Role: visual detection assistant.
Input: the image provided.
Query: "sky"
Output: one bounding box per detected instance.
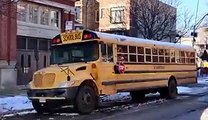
[179,0,208,23]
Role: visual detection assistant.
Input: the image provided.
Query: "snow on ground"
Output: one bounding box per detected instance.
[100,92,130,103]
[178,77,208,95]
[0,96,33,115]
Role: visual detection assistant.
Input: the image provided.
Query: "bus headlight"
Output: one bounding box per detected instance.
[58,81,75,88]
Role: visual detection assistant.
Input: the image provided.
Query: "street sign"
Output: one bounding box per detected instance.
[65,21,73,30]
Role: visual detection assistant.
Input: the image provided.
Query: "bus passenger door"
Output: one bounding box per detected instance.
[98,43,117,95]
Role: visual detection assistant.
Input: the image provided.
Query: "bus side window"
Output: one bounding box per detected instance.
[101,43,113,62]
[107,44,113,62]
[101,44,107,62]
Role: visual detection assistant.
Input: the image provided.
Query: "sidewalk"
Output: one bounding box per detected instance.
[0,87,27,98]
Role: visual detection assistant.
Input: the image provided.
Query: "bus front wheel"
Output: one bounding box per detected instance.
[74,86,97,114]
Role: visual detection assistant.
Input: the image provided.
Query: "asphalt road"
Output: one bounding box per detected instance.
[2,92,208,120]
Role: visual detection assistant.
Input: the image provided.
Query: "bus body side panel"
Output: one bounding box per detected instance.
[97,62,117,95]
[114,64,196,92]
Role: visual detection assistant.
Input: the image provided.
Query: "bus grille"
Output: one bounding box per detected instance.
[33,73,55,88]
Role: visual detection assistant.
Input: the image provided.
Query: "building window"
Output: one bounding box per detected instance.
[17,2,27,21]
[110,7,125,23]
[95,10,99,22]
[39,40,49,51]
[29,5,38,24]
[75,6,81,21]
[40,7,50,25]
[50,10,59,27]
[17,37,26,49]
[100,8,105,19]
[18,1,60,27]
[28,38,37,50]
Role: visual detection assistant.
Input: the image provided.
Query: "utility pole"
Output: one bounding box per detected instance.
[192,0,200,47]
[85,0,89,29]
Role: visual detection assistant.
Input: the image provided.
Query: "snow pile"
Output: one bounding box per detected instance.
[0,96,33,114]
[100,92,130,103]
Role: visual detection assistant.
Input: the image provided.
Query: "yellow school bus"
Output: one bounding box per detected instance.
[27,30,197,114]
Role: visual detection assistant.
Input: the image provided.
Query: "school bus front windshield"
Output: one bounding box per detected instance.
[51,41,99,64]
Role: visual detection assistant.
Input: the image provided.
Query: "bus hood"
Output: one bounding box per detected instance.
[31,63,90,89]
[36,63,89,73]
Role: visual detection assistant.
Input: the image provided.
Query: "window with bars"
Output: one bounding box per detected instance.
[29,5,38,24]
[17,1,60,28]
[17,2,27,21]
[50,10,59,27]
[75,6,81,21]
[100,8,105,19]
[40,7,50,25]
[110,7,125,23]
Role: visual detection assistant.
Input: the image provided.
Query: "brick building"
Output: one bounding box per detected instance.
[0,0,77,89]
[75,0,176,41]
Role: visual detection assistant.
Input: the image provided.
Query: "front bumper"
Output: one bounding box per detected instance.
[27,87,78,103]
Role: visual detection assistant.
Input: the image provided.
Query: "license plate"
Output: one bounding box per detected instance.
[39,98,46,103]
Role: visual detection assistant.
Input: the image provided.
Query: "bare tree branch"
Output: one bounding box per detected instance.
[130,0,177,41]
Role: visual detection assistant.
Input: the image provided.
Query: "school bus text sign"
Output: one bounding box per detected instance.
[60,31,83,44]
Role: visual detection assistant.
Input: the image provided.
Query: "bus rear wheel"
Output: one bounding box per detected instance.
[74,86,97,114]
[130,91,145,102]
[160,79,177,99]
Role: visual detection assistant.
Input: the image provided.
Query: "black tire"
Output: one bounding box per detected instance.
[130,91,145,102]
[160,79,178,99]
[32,101,50,114]
[74,86,97,114]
